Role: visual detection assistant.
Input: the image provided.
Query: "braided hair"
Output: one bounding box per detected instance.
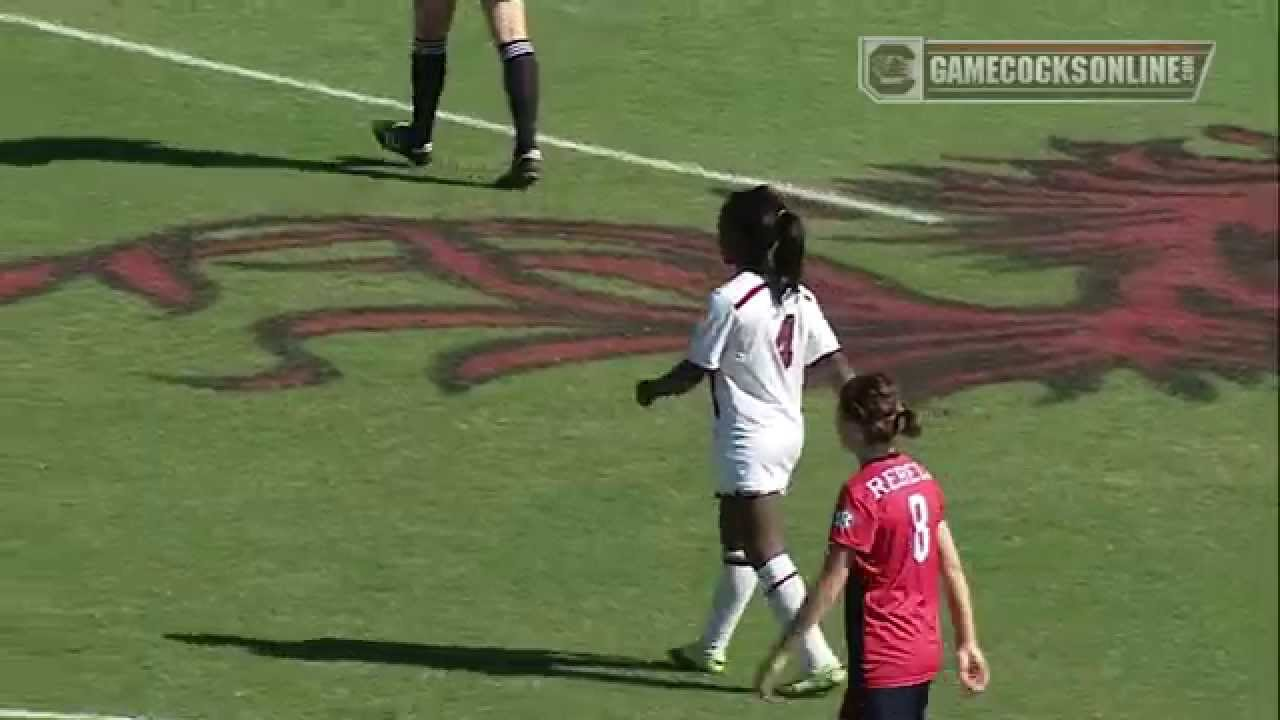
[718,185,805,303]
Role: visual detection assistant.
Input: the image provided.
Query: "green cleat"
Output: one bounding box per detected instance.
[667,642,727,675]
[775,664,847,698]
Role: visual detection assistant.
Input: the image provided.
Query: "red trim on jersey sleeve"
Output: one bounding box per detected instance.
[805,348,841,368]
[829,483,876,552]
[733,282,769,310]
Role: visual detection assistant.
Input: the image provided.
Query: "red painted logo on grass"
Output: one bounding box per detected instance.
[1,126,1274,399]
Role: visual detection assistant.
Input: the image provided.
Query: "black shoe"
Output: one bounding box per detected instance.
[371,120,432,166]
[496,148,542,189]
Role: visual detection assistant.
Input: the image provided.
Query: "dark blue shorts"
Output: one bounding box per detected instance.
[838,681,931,720]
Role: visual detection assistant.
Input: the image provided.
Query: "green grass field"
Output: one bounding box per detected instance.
[1,2,1276,719]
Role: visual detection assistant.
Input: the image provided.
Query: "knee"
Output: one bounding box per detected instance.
[745,544,785,569]
[414,22,450,44]
[753,551,800,593]
[414,0,455,38]
[415,31,450,44]
[744,532,786,566]
[485,0,529,45]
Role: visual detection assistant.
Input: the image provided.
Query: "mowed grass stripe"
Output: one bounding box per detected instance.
[0,12,945,224]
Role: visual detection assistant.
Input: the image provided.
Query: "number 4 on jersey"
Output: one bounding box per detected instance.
[775,314,796,368]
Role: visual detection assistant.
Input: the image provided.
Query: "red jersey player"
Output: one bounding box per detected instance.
[755,373,989,719]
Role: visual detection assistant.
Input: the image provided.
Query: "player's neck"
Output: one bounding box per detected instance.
[857,444,898,466]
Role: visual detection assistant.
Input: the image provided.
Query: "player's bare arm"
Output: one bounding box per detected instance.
[754,545,851,698]
[635,360,707,407]
[808,350,855,392]
[938,519,990,694]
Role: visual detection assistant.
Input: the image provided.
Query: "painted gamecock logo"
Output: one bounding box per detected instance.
[1,126,1275,400]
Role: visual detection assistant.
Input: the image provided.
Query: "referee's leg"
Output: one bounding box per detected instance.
[410,0,457,147]
[371,0,456,165]
[483,0,541,185]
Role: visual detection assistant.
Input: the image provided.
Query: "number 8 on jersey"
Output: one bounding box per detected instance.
[908,492,930,563]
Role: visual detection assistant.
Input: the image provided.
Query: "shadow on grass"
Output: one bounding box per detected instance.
[0,136,498,189]
[165,633,750,694]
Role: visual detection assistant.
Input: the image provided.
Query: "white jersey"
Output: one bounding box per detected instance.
[687,271,841,496]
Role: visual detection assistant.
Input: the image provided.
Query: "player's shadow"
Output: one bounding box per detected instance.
[0,136,496,189]
[164,633,749,694]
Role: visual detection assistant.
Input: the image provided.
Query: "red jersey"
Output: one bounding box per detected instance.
[828,452,945,688]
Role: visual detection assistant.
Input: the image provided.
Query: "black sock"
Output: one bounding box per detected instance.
[498,39,540,156]
[411,38,448,146]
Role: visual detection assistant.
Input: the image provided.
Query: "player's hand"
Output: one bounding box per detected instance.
[753,651,789,702]
[635,379,657,407]
[955,643,989,695]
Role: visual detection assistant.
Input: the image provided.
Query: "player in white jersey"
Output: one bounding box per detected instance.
[636,185,855,697]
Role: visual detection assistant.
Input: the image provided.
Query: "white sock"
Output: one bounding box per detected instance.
[698,550,758,655]
[757,553,841,672]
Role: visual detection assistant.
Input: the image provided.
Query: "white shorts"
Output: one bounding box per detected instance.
[713,428,804,497]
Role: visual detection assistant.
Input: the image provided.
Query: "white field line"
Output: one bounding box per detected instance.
[0,710,166,720]
[0,11,945,225]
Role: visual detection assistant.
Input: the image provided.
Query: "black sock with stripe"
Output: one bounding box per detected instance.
[498,39,539,156]
[411,38,448,146]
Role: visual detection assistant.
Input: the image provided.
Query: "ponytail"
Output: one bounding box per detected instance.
[840,373,924,444]
[768,209,805,302]
[896,407,923,438]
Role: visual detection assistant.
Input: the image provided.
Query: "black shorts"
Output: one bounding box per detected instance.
[837,682,931,720]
